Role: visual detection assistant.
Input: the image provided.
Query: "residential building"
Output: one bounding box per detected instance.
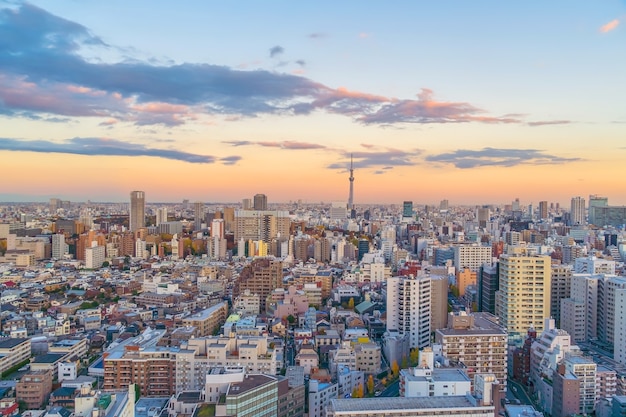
[399,348,471,397]
[16,369,53,409]
[308,379,338,417]
[0,338,31,376]
[453,244,492,272]
[495,246,551,338]
[386,275,431,350]
[181,302,229,337]
[435,312,507,387]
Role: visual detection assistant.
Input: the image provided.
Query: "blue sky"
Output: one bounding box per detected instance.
[1,1,625,204]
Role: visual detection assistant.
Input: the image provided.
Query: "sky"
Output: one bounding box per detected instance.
[1,1,625,206]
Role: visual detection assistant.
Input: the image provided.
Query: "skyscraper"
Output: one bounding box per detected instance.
[194,201,204,231]
[156,207,168,226]
[538,201,548,220]
[253,194,267,211]
[570,196,586,225]
[348,154,355,218]
[129,191,145,232]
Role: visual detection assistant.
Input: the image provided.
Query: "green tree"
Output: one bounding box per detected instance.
[286,315,296,326]
[401,356,409,369]
[409,349,420,366]
[101,261,110,268]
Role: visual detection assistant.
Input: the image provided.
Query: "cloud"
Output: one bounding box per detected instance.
[0,3,528,128]
[327,148,422,170]
[308,33,327,39]
[527,120,571,127]
[425,148,581,169]
[295,60,306,67]
[220,155,242,165]
[0,137,216,163]
[269,45,284,58]
[223,140,325,150]
[600,19,620,33]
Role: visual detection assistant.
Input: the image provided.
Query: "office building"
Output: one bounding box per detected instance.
[194,201,204,231]
[402,201,413,219]
[386,275,431,350]
[234,210,290,243]
[326,395,494,417]
[253,193,268,211]
[129,191,145,232]
[51,233,68,259]
[538,200,549,220]
[495,246,551,337]
[479,263,498,314]
[454,244,493,272]
[588,195,609,226]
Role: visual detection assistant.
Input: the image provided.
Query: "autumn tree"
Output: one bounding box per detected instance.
[390,360,399,378]
[409,349,420,366]
[348,297,355,309]
[367,375,375,396]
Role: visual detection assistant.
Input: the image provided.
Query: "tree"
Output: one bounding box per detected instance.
[367,375,375,396]
[348,297,355,309]
[101,261,110,268]
[390,360,399,378]
[351,387,359,398]
[286,315,296,326]
[401,356,409,369]
[409,349,420,366]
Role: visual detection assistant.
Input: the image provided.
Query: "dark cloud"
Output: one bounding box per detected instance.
[328,149,421,170]
[426,148,581,169]
[0,3,528,128]
[222,140,325,150]
[295,60,306,67]
[220,155,242,165]
[269,45,284,58]
[527,120,571,127]
[0,137,216,163]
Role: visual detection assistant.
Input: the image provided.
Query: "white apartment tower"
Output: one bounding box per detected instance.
[570,196,586,225]
[495,246,551,337]
[615,288,626,366]
[387,275,432,349]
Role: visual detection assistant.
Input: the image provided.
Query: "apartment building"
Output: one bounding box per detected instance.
[181,302,229,337]
[435,312,507,387]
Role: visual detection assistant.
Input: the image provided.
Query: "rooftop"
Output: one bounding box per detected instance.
[328,396,492,412]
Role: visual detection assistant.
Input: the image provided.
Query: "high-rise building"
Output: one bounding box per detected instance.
[550,264,572,327]
[234,259,283,313]
[615,288,626,366]
[570,196,586,225]
[253,194,268,211]
[129,191,145,232]
[479,263,498,314]
[402,201,413,219]
[51,233,68,259]
[156,207,168,226]
[386,275,431,349]
[194,201,204,231]
[495,246,551,337]
[538,201,548,220]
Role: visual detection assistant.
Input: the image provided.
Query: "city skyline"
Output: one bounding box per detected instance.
[1,1,625,205]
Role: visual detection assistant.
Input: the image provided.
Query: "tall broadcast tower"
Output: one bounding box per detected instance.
[348,154,355,218]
